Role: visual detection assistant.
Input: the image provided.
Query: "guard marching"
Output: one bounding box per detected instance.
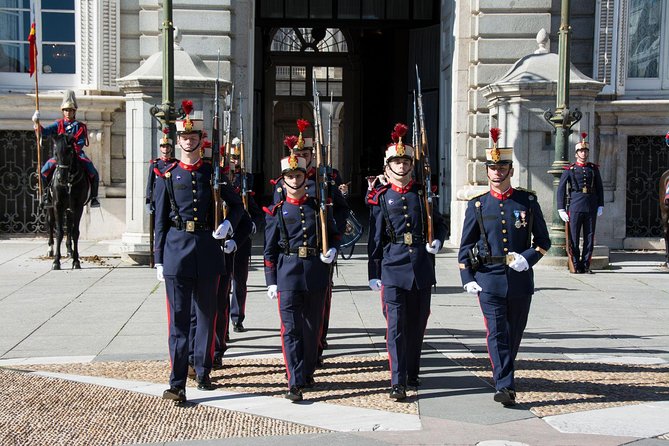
[557,132,604,274]
[264,153,340,402]
[32,90,101,208]
[367,123,447,401]
[153,101,244,404]
[458,128,550,406]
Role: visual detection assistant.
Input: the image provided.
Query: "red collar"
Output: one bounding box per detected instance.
[179,159,203,171]
[285,195,308,205]
[575,161,588,167]
[490,187,514,200]
[390,180,415,194]
[306,167,317,178]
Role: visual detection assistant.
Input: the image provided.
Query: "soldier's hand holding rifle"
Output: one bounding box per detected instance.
[508,252,529,272]
[558,209,569,222]
[464,281,482,295]
[212,220,233,239]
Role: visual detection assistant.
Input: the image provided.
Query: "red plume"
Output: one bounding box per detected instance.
[219,145,226,156]
[296,119,310,133]
[490,127,501,143]
[393,123,408,139]
[202,139,212,148]
[391,131,399,143]
[162,127,169,134]
[581,132,588,140]
[181,100,193,115]
[284,135,298,150]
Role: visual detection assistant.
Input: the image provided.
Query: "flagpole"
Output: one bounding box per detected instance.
[30,18,42,203]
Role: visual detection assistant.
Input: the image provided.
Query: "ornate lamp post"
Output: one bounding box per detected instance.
[149,0,179,139]
[543,0,582,256]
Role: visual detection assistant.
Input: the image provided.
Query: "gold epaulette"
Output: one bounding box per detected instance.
[515,187,537,195]
[467,190,489,201]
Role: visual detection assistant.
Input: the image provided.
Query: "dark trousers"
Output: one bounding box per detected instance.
[478,291,532,391]
[569,211,597,269]
[278,288,326,388]
[230,239,251,325]
[214,271,233,356]
[383,283,431,386]
[165,275,218,388]
[318,264,335,357]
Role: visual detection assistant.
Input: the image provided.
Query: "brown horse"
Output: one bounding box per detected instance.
[661,169,669,267]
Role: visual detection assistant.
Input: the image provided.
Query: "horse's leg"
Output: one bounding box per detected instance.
[71,208,83,270]
[664,219,669,267]
[66,210,74,258]
[47,208,54,258]
[52,207,64,270]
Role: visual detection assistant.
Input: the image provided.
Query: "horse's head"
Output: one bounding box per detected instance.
[52,133,77,166]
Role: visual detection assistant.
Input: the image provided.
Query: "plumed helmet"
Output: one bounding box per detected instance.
[485,127,513,165]
[384,123,414,164]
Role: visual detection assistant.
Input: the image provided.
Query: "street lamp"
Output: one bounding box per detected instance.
[543,0,582,257]
[149,0,180,139]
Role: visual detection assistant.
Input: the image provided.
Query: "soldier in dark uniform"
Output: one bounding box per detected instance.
[264,153,340,402]
[32,90,101,208]
[153,101,244,404]
[227,137,264,334]
[272,122,349,366]
[557,132,604,274]
[458,127,551,407]
[367,123,447,401]
[146,128,177,214]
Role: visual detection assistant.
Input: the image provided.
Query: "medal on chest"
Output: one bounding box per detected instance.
[514,210,522,228]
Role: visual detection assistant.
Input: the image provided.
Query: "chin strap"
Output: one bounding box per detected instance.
[283,177,307,191]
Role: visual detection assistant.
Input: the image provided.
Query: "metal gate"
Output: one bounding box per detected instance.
[0,130,47,234]
[626,135,669,237]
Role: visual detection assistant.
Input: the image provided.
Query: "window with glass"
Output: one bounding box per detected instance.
[0,0,76,75]
[626,0,668,90]
[271,28,348,53]
[276,65,307,96]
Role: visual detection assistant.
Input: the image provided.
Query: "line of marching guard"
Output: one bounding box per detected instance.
[146,99,552,409]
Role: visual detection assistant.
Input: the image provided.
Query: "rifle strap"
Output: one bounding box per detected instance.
[163,174,183,228]
[379,193,397,244]
[474,201,491,258]
[526,206,534,248]
[276,203,291,255]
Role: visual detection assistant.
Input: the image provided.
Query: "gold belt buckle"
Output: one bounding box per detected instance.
[582,186,588,193]
[186,221,195,232]
[404,233,413,245]
[505,254,515,265]
[298,246,308,258]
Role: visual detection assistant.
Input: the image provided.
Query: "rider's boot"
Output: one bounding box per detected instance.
[89,177,100,208]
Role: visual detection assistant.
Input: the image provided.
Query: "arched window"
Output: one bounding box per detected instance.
[271,28,348,53]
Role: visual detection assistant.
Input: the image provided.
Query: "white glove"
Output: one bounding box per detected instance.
[212,220,233,240]
[425,239,442,254]
[156,264,164,282]
[320,247,337,264]
[32,110,40,123]
[267,284,278,300]
[464,281,482,295]
[558,209,569,223]
[223,239,237,254]
[368,279,382,291]
[508,252,529,272]
[597,206,603,217]
[251,222,257,234]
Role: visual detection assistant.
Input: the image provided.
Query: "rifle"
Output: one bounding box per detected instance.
[238,92,249,211]
[415,65,435,244]
[564,183,576,273]
[224,84,235,183]
[212,51,224,232]
[312,68,330,255]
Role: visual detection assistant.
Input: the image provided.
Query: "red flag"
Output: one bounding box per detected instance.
[28,22,37,77]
